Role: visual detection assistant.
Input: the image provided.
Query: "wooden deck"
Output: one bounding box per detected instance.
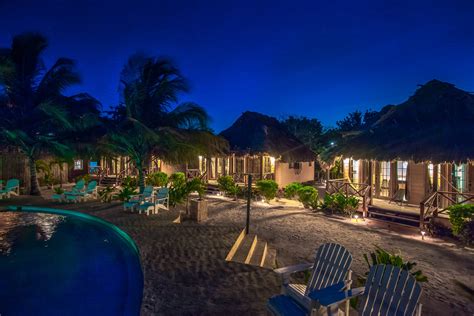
[370,199,420,216]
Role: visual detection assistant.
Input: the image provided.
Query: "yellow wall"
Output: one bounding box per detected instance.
[275,161,315,188]
[160,162,184,175]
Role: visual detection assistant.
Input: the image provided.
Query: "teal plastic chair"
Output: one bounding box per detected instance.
[66,179,86,194]
[0,179,20,199]
[123,186,153,212]
[137,187,169,215]
[62,179,87,203]
[66,181,98,202]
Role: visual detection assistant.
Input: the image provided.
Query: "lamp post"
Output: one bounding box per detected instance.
[246,174,252,235]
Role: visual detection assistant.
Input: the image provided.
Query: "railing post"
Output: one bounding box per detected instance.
[363,196,367,218]
[419,202,425,230]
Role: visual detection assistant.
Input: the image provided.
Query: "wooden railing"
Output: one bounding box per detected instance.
[420,191,474,229]
[186,169,201,179]
[232,172,275,184]
[326,179,372,216]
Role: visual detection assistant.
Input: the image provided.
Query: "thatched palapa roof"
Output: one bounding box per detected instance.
[219,111,315,162]
[337,80,474,163]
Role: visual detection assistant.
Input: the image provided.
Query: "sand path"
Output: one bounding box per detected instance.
[2,195,473,315]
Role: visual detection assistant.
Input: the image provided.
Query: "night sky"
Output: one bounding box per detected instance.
[1,0,474,132]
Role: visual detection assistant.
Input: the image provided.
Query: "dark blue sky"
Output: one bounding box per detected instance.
[1,0,474,132]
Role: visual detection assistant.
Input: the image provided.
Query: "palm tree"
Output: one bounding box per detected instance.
[0,33,101,195]
[107,54,227,192]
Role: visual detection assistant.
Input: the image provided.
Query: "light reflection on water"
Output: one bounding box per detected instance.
[0,212,64,255]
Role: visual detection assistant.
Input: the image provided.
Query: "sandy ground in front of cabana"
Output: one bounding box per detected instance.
[1,194,473,315]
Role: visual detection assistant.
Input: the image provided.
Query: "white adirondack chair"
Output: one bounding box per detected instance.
[268,243,353,315]
[311,264,423,316]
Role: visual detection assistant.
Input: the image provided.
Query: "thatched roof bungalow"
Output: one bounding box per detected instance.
[220,111,315,163]
[192,111,316,187]
[328,80,474,225]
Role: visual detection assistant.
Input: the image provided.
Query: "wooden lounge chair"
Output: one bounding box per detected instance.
[60,179,86,202]
[311,264,423,316]
[123,186,154,212]
[137,187,169,215]
[64,181,98,202]
[267,243,353,315]
[0,179,20,199]
[66,179,86,194]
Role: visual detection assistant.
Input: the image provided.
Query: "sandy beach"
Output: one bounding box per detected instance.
[1,195,473,315]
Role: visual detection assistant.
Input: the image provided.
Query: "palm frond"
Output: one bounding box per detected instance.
[167,102,210,129]
[36,58,81,100]
[37,101,73,130]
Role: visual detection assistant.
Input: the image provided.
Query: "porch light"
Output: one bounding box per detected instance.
[421,230,426,240]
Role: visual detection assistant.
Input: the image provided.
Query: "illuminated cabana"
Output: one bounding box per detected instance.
[328,80,474,227]
[206,111,316,187]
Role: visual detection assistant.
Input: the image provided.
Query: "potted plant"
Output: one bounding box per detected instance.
[186,178,207,222]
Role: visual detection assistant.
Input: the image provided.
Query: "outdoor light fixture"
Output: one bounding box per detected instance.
[330,141,335,146]
[421,230,426,240]
[354,214,359,222]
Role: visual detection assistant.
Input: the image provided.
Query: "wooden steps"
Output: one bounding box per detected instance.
[226,229,276,269]
[99,176,121,186]
[205,183,220,195]
[366,205,421,228]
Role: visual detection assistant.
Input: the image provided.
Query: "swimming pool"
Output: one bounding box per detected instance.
[0,206,143,315]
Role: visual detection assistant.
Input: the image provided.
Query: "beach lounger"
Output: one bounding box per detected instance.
[0,179,20,199]
[58,179,86,202]
[137,187,169,215]
[65,181,98,202]
[267,243,352,316]
[312,264,423,316]
[123,186,154,212]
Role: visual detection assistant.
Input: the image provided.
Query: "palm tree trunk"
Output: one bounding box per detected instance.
[29,157,41,196]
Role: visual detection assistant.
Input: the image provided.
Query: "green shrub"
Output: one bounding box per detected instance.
[122,176,138,189]
[363,246,428,282]
[169,172,186,187]
[146,171,168,187]
[99,186,115,203]
[217,176,238,197]
[297,186,318,209]
[284,182,303,199]
[322,193,359,216]
[256,180,278,201]
[448,204,474,236]
[117,185,137,202]
[53,186,64,195]
[168,172,189,206]
[186,178,205,199]
[169,175,205,206]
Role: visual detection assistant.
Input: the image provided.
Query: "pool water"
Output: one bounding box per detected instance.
[0,206,143,316]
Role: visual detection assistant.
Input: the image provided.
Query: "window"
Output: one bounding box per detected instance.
[352,160,360,183]
[454,164,467,193]
[437,164,441,189]
[74,159,83,170]
[380,161,391,197]
[289,162,301,169]
[343,158,350,179]
[397,161,408,182]
[428,163,434,188]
